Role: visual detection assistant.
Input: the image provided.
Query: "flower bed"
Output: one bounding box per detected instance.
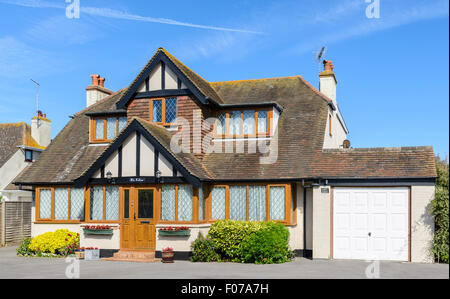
[82,225,114,235]
[159,226,190,237]
[17,229,80,257]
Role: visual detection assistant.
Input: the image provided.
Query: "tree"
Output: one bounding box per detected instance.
[431,156,449,263]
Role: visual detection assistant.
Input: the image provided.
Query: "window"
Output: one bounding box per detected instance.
[215,109,272,138]
[150,97,178,125]
[37,187,85,221]
[25,150,33,162]
[89,186,119,221]
[329,114,332,136]
[90,116,127,142]
[198,186,206,221]
[209,184,291,223]
[160,184,193,222]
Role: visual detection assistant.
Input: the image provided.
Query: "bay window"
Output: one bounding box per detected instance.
[215,109,272,138]
[90,116,127,143]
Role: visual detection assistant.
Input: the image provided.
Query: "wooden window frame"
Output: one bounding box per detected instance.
[329,114,333,137]
[149,97,178,126]
[206,183,292,224]
[214,108,273,139]
[85,185,120,223]
[35,187,82,224]
[158,184,198,224]
[90,116,126,143]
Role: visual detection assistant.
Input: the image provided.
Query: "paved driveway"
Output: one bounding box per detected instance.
[0,246,448,279]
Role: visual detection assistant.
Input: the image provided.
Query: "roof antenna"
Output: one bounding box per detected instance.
[30,78,40,126]
[316,46,327,74]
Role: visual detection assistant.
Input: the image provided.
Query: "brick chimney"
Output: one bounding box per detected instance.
[319,60,338,106]
[86,74,113,107]
[31,110,51,147]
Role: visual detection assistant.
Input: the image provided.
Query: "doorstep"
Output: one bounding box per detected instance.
[101,250,160,263]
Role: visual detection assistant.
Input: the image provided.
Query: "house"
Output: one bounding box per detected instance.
[0,113,50,245]
[15,48,436,262]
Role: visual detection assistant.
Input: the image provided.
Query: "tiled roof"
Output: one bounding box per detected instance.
[14,50,437,185]
[0,122,43,168]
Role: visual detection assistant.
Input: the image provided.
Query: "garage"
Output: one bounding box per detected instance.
[333,187,409,261]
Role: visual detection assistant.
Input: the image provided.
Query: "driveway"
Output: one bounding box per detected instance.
[0,246,448,279]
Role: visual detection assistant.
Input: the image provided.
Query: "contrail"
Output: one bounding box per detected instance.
[0,0,264,34]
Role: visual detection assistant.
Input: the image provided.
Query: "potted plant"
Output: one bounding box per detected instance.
[159,226,191,237]
[83,225,114,235]
[161,247,175,263]
[75,247,85,259]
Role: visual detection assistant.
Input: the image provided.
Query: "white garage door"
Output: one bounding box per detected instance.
[333,187,409,261]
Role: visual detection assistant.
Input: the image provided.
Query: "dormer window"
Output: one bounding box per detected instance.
[215,109,272,138]
[150,97,178,125]
[25,149,33,162]
[90,116,127,143]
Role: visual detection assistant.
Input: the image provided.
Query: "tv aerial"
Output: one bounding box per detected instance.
[316,46,327,73]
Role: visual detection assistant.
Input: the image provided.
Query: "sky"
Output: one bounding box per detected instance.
[0,0,448,157]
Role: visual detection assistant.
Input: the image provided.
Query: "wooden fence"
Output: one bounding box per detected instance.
[0,201,31,246]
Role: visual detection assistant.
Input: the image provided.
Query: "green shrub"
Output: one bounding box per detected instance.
[16,238,34,256]
[432,157,449,263]
[190,233,221,262]
[240,222,294,264]
[207,220,265,261]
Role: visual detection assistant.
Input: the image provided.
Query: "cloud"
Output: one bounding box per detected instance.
[0,0,264,34]
[290,0,449,54]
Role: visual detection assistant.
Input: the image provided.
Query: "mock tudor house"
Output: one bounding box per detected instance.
[15,48,436,262]
[0,113,50,245]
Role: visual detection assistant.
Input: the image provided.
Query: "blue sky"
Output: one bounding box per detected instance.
[0,0,448,157]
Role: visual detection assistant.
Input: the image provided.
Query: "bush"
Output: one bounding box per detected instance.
[190,233,221,262]
[207,220,266,261]
[432,157,449,263]
[240,222,294,264]
[28,229,80,256]
[16,238,34,256]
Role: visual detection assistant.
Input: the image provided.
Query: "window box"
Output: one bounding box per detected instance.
[83,225,114,235]
[159,227,190,237]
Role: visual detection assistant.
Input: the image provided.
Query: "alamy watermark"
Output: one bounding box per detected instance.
[65,256,80,279]
[66,0,80,19]
[365,260,381,279]
[365,0,381,19]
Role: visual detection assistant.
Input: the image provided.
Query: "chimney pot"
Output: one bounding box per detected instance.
[323,60,334,72]
[90,74,100,86]
[99,77,105,88]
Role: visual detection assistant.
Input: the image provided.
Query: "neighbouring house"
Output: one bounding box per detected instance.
[15,48,436,262]
[0,113,51,245]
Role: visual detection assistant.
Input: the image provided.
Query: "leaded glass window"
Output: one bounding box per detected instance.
[229,186,246,220]
[105,186,119,220]
[106,117,117,140]
[257,111,268,134]
[211,187,226,220]
[90,186,103,221]
[161,185,176,221]
[177,185,193,221]
[152,100,163,123]
[249,186,266,221]
[39,189,51,219]
[95,119,104,140]
[216,112,226,135]
[198,186,205,221]
[230,111,241,135]
[118,117,127,133]
[243,110,255,135]
[270,186,285,220]
[165,98,177,124]
[70,188,85,220]
[54,188,69,220]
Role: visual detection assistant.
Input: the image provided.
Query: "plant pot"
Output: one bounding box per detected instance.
[161,251,175,263]
[159,230,190,237]
[75,250,85,260]
[83,229,114,235]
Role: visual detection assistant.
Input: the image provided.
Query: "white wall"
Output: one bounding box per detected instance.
[323,107,348,149]
[137,63,186,92]
[0,149,28,191]
[312,186,332,259]
[411,185,435,263]
[31,118,51,148]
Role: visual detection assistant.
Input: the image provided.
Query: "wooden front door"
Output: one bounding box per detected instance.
[121,187,156,250]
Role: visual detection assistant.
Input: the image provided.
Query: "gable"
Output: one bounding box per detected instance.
[116,49,218,109]
[75,119,200,187]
